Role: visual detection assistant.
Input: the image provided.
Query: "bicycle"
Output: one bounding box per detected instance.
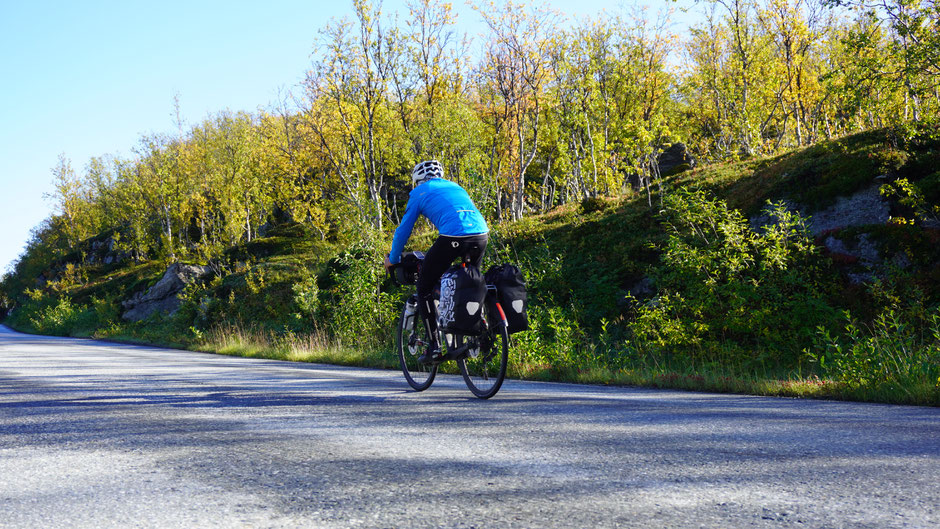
[391,252,510,399]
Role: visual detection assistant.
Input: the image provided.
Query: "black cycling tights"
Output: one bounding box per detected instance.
[417,234,488,348]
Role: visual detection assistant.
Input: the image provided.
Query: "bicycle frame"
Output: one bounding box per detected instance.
[393,256,510,398]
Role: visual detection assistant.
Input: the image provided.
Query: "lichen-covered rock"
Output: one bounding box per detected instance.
[749,185,890,236]
[748,185,898,284]
[121,263,212,321]
[805,186,890,236]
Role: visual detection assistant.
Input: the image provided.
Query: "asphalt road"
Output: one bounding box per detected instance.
[0,324,938,529]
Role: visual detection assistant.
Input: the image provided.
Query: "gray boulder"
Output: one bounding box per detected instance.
[658,143,695,177]
[626,277,655,299]
[122,263,212,321]
[83,236,126,266]
[748,185,902,285]
[805,185,890,236]
[749,185,890,236]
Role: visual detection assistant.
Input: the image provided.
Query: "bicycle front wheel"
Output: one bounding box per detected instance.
[397,300,437,391]
[457,321,509,399]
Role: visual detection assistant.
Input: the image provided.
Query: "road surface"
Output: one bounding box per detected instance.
[1,324,938,528]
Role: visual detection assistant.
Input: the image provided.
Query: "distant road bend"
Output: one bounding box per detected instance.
[0,324,938,528]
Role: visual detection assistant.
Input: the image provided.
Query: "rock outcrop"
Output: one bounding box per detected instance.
[750,185,891,236]
[84,236,128,266]
[805,185,890,236]
[122,263,212,321]
[821,232,911,284]
[748,183,907,284]
[658,143,696,177]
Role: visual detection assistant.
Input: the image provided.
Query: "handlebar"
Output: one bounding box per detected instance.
[388,251,425,286]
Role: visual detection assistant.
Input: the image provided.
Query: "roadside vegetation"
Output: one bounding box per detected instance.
[2,0,939,405]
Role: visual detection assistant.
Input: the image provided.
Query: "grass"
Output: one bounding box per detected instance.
[669,128,915,216]
[4,302,936,405]
[173,322,937,405]
[194,323,398,370]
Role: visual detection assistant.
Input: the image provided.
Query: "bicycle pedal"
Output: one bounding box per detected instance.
[418,350,443,364]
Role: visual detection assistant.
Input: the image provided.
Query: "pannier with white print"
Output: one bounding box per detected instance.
[484,264,528,334]
[438,263,487,335]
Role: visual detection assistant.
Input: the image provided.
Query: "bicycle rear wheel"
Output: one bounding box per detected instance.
[397,300,437,391]
[457,314,508,399]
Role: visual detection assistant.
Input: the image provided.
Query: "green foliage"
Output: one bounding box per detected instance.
[27,297,80,336]
[323,234,399,349]
[881,177,940,226]
[920,171,940,207]
[290,269,321,330]
[579,197,608,214]
[629,189,838,367]
[812,308,940,404]
[6,287,123,338]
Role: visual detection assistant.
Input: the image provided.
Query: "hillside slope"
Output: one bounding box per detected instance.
[2,129,939,404]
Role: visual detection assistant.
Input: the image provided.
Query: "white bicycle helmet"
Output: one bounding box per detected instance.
[411,160,444,184]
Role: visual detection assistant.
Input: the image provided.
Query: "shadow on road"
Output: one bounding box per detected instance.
[1,327,939,528]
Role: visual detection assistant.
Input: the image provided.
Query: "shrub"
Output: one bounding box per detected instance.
[881,177,940,226]
[22,296,81,336]
[324,235,399,348]
[580,197,608,214]
[291,269,321,330]
[812,308,940,403]
[629,189,838,367]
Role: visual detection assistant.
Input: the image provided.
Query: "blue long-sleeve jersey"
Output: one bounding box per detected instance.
[388,178,489,264]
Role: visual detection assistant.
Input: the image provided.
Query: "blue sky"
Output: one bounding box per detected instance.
[0,0,693,274]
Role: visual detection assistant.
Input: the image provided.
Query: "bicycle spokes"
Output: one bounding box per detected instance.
[398,302,436,391]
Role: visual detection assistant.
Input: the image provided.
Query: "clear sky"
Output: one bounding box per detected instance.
[0,0,693,274]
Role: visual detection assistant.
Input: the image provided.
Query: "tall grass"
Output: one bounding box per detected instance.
[196,323,397,370]
[190,322,918,404]
[813,309,940,405]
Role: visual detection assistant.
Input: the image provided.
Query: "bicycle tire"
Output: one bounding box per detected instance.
[457,304,509,399]
[397,300,437,391]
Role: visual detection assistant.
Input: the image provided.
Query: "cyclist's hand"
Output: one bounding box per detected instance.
[383,255,393,273]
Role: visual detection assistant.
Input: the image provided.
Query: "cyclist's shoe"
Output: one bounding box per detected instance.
[418,347,443,364]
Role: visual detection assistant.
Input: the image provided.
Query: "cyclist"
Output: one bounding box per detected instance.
[384,160,489,364]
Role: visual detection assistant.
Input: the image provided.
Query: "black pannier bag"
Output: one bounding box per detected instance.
[438,264,487,335]
[484,264,528,333]
[393,251,425,285]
